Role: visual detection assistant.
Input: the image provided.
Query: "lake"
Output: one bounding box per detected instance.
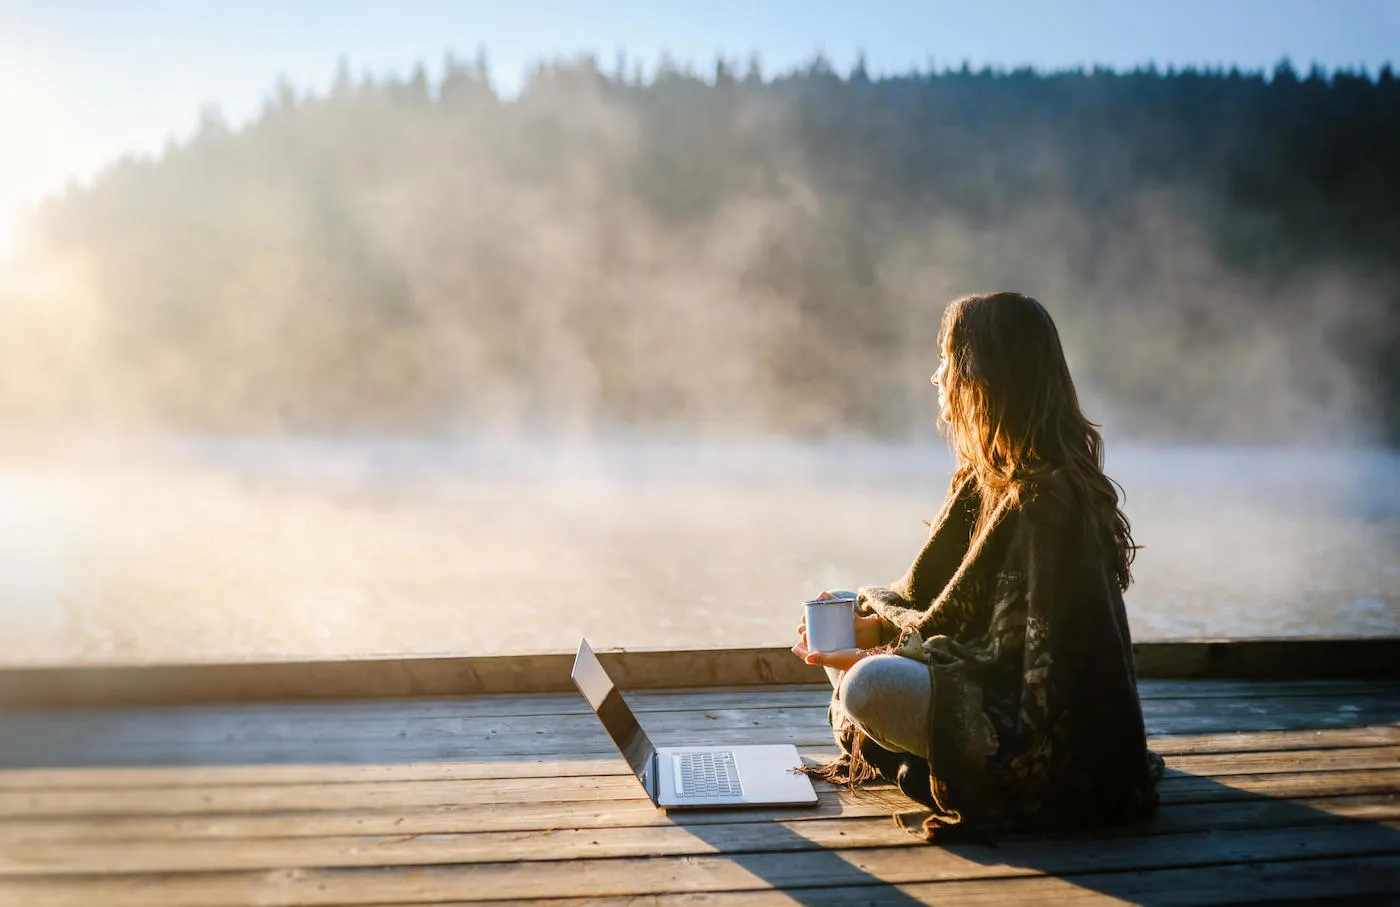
[1,437,1396,665]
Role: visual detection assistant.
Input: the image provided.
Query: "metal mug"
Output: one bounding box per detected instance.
[802,594,857,653]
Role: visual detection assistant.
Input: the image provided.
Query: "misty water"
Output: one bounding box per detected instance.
[1,437,1396,665]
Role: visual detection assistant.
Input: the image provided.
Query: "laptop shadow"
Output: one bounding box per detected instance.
[666,795,931,907]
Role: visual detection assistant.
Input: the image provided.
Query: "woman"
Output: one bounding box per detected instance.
[792,291,1162,840]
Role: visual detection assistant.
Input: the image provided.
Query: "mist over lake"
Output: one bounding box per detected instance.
[1,58,1397,665]
[2,437,1395,665]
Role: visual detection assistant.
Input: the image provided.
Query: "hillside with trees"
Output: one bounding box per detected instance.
[3,54,1397,442]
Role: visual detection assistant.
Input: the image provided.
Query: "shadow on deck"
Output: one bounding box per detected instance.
[0,647,1396,905]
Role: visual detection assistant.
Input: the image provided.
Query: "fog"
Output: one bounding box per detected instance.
[1,58,1396,443]
[0,58,1396,662]
[0,436,1394,665]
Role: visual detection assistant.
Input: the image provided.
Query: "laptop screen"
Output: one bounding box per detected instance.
[571,639,657,788]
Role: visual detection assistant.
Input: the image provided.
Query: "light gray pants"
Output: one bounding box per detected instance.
[828,654,932,761]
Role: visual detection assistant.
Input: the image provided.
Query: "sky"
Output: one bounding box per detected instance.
[0,0,1396,260]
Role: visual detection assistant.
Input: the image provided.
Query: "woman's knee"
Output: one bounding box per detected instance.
[838,654,932,760]
[839,654,919,724]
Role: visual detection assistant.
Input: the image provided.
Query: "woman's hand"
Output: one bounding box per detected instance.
[790,641,870,672]
[794,600,879,672]
[804,590,887,649]
[854,612,885,649]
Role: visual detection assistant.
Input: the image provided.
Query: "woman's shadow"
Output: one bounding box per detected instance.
[671,763,1399,905]
[3,694,1394,904]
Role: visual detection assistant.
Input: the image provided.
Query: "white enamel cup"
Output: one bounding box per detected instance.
[803,595,857,653]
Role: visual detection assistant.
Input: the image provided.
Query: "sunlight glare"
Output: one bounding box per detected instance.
[0,60,85,264]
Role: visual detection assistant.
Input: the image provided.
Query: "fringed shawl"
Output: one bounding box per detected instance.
[821,471,1163,841]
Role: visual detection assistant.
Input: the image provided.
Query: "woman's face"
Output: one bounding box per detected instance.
[931,353,951,423]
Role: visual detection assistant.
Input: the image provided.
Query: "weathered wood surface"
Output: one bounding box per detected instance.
[4,638,1398,709]
[4,795,1398,876]
[2,681,1397,769]
[0,677,1396,905]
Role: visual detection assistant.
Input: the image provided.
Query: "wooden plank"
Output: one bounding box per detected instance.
[2,747,1395,820]
[1164,746,1400,776]
[0,764,1394,836]
[2,743,1395,819]
[0,775,652,818]
[0,700,838,767]
[3,792,1397,877]
[0,648,828,709]
[1,676,1383,745]
[376,856,1400,906]
[1,767,1393,847]
[0,704,836,749]
[4,639,1397,709]
[0,728,1388,774]
[1147,725,1400,755]
[2,823,1397,905]
[1136,678,1400,700]
[7,688,1397,748]
[1136,794,1400,835]
[0,687,837,726]
[1159,768,1400,803]
[4,805,1396,878]
[1142,695,1400,721]
[0,815,927,875]
[1132,638,1400,680]
[5,724,1397,792]
[4,695,1397,770]
[5,734,1395,795]
[0,677,1386,734]
[0,787,912,845]
[0,758,636,790]
[11,719,1392,770]
[1143,712,1400,737]
[0,723,835,770]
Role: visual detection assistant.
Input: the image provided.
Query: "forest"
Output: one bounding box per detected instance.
[3,54,1397,443]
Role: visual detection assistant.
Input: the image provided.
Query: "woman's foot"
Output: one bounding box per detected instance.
[895,758,935,807]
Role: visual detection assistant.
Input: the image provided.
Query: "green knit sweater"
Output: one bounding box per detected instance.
[845,471,1163,840]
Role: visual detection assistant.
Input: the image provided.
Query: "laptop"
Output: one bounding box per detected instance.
[570,638,818,809]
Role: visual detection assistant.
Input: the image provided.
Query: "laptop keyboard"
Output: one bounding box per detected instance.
[674,751,743,798]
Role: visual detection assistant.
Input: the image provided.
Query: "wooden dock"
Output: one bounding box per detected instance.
[0,643,1397,905]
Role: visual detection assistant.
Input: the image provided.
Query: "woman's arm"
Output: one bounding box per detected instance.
[856,586,925,643]
[859,474,982,639]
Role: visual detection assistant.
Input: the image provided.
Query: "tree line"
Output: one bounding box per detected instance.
[5,54,1398,442]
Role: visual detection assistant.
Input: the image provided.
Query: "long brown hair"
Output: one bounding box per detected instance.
[939,292,1137,590]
